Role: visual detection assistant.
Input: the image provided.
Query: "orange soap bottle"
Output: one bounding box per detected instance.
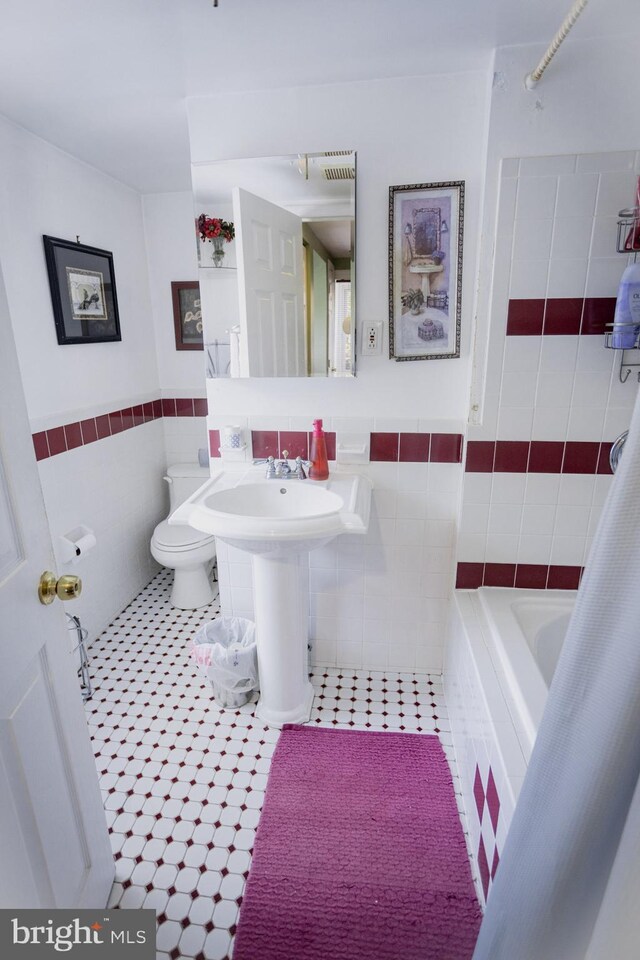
[309,418,329,480]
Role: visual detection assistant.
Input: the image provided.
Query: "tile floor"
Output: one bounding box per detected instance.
[84,569,468,960]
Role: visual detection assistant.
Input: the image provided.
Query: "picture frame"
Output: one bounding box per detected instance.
[43,235,121,345]
[171,281,203,351]
[388,181,464,361]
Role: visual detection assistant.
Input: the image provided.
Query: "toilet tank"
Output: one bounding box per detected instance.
[166,463,211,511]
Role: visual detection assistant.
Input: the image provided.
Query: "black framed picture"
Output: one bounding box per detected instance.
[43,235,122,344]
[171,281,203,351]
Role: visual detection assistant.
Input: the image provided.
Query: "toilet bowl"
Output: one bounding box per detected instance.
[150,463,217,609]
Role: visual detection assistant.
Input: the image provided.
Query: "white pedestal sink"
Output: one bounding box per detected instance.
[170,467,372,727]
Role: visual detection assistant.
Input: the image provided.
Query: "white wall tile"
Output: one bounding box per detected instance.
[496,406,534,439]
[550,217,593,260]
[546,258,588,298]
[532,405,570,440]
[488,503,522,535]
[520,156,575,177]
[517,534,552,565]
[460,502,490,535]
[538,336,578,374]
[585,257,625,297]
[490,473,527,504]
[515,177,558,219]
[512,218,554,260]
[554,505,590,538]
[555,173,599,219]
[566,406,605,442]
[536,371,574,407]
[521,503,556,536]
[463,473,492,504]
[502,337,542,373]
[509,259,549,298]
[485,534,519,563]
[557,474,596,506]
[576,152,635,174]
[501,371,537,407]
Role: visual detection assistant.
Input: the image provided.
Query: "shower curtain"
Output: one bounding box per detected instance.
[473,389,640,960]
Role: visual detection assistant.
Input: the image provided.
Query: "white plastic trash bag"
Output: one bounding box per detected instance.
[191,617,258,708]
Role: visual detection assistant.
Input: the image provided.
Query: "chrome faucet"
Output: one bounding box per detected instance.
[252,450,312,479]
[610,430,628,473]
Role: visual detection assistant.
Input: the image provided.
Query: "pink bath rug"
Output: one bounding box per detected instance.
[233,725,481,960]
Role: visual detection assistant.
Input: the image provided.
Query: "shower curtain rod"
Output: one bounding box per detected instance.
[525,0,590,89]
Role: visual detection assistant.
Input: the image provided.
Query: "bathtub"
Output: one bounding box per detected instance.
[476,588,575,759]
[444,587,576,903]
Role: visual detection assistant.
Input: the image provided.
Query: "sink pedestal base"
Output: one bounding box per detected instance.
[252,552,314,728]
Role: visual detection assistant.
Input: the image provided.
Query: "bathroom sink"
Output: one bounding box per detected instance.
[169,464,372,728]
[169,466,371,553]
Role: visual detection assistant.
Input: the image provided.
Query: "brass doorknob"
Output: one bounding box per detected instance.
[38,571,82,605]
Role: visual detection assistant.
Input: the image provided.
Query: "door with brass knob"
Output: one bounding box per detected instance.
[1,264,113,908]
[38,570,82,604]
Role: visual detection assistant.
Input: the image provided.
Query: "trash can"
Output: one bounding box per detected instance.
[190,617,258,708]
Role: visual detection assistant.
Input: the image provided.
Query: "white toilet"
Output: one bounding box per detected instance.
[151,463,217,609]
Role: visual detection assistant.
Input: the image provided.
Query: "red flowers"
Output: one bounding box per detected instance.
[197,214,235,244]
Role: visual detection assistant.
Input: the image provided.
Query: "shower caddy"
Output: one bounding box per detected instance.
[603,208,640,383]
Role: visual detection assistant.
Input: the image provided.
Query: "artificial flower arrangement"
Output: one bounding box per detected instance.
[197,214,235,244]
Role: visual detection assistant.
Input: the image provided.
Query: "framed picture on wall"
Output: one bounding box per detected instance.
[43,235,122,345]
[171,281,203,351]
[388,181,464,361]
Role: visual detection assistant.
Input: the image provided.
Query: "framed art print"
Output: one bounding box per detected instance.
[43,235,121,344]
[388,180,464,361]
[171,281,203,351]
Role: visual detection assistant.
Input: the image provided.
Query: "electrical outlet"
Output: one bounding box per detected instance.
[361,323,382,355]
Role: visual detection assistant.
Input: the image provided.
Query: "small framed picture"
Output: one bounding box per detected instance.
[388,181,464,361]
[171,281,203,351]
[43,236,121,345]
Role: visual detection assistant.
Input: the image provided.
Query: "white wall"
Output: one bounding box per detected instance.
[142,190,206,395]
[0,114,167,643]
[0,115,159,422]
[187,72,490,420]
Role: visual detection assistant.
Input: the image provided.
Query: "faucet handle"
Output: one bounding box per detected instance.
[295,456,312,479]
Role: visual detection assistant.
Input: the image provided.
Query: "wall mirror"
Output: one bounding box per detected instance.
[192,151,356,379]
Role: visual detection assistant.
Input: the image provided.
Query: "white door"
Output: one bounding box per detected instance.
[233,187,306,377]
[0,267,113,908]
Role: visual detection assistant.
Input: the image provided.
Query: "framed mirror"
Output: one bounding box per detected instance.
[192,151,356,379]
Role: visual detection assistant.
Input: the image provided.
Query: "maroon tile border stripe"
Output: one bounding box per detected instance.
[32,397,208,461]
[506,297,616,336]
[456,561,584,590]
[465,440,613,475]
[226,430,464,463]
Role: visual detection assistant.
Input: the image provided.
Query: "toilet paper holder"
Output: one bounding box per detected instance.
[60,525,96,564]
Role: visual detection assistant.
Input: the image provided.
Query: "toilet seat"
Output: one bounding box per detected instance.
[152,520,214,552]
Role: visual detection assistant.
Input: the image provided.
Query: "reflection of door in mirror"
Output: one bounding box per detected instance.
[194,151,356,379]
[233,187,305,377]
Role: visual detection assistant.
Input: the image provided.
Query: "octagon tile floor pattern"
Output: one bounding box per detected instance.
[85,569,467,960]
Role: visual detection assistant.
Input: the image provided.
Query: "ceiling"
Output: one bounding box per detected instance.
[0,0,636,194]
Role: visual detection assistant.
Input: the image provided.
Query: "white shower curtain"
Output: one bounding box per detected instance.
[473,388,640,960]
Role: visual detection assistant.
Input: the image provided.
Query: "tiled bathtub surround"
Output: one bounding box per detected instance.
[444,592,520,906]
[207,419,465,674]
[460,151,640,583]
